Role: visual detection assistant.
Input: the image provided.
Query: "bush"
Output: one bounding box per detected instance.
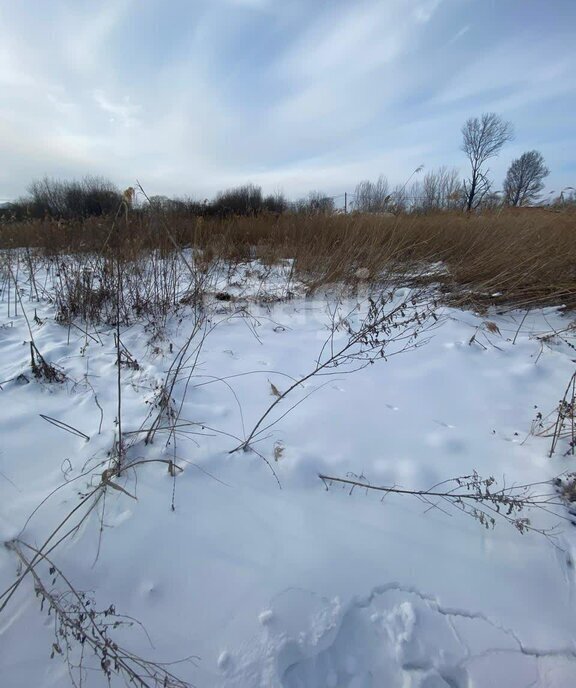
[290,191,335,214]
[26,176,122,220]
[212,183,264,216]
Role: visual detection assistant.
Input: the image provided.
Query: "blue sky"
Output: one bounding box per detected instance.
[0,0,574,202]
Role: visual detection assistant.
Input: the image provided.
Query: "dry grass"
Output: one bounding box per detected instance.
[1,206,575,309]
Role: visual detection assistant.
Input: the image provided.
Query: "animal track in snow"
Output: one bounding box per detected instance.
[221,583,576,688]
[280,587,468,688]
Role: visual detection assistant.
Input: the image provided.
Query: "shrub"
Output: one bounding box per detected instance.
[213,183,264,216]
[26,176,122,220]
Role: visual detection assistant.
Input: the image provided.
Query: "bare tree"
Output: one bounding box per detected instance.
[552,187,576,207]
[353,175,390,213]
[503,150,550,206]
[214,183,264,215]
[28,176,121,219]
[461,113,513,211]
[306,190,335,214]
[390,183,408,213]
[419,166,463,211]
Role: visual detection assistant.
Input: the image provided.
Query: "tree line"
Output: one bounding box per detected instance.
[0,179,341,222]
[353,112,553,213]
[0,112,570,222]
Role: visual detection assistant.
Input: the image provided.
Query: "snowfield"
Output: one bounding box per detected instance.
[1,259,576,687]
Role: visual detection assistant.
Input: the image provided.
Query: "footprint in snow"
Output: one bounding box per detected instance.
[218,651,232,671]
[258,610,274,626]
[280,590,468,688]
[219,585,558,688]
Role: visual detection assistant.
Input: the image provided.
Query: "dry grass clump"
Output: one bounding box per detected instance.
[1,206,575,309]
[533,370,576,457]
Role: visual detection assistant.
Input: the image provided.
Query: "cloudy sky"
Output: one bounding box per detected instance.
[0,0,574,203]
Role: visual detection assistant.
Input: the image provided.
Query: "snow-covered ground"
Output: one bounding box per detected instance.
[1,259,576,687]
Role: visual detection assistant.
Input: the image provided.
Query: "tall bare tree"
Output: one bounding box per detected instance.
[461,113,513,211]
[503,150,549,206]
[353,175,390,213]
[420,166,463,211]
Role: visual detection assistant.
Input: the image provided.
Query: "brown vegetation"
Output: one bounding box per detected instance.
[1,205,575,310]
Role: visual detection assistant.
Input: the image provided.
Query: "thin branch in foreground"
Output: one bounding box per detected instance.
[319,470,566,536]
[39,414,90,441]
[7,540,195,688]
[531,371,576,457]
[231,290,438,453]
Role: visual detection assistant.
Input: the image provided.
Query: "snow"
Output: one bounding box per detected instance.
[258,609,274,626]
[1,258,576,687]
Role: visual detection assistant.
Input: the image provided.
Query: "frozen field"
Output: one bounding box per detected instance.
[1,258,575,687]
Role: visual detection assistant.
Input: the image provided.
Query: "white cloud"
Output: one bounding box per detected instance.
[413,0,444,23]
[432,37,576,111]
[265,0,445,150]
[0,0,574,200]
[60,0,135,74]
[93,91,141,127]
[277,3,405,80]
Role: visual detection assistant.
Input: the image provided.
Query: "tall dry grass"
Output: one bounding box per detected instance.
[1,206,575,309]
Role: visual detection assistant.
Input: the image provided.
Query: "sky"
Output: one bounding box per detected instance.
[0,0,574,203]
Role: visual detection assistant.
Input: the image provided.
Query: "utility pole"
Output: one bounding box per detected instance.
[344,192,347,214]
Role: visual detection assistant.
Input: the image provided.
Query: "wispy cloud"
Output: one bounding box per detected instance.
[432,36,575,110]
[0,0,574,200]
[93,91,141,127]
[413,0,444,23]
[447,25,470,45]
